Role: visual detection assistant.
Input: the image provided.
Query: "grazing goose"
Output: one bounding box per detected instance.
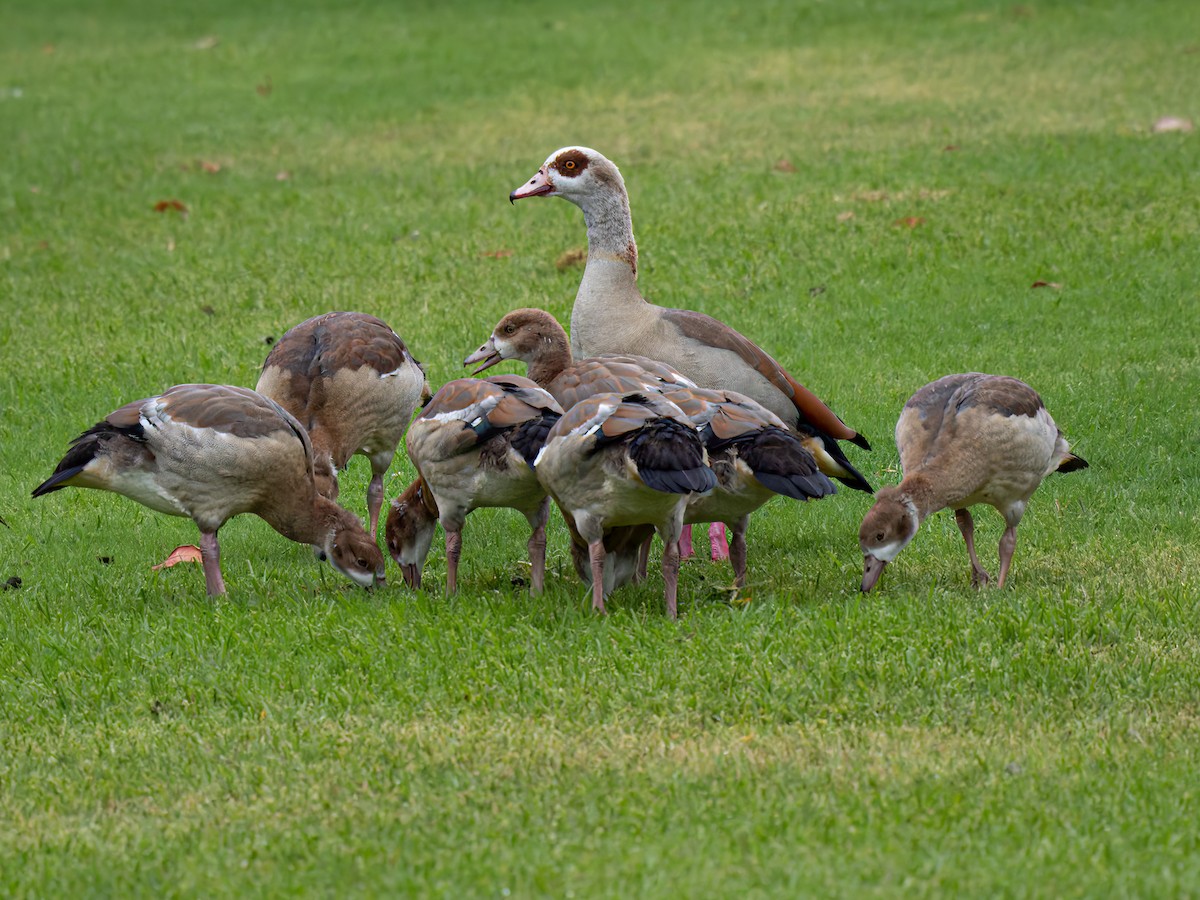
[256,311,429,539]
[859,374,1088,592]
[509,146,873,493]
[31,383,386,595]
[465,307,836,584]
[661,384,837,586]
[534,391,718,618]
[390,375,563,595]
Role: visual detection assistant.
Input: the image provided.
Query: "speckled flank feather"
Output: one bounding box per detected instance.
[859,373,1088,592]
[510,146,871,492]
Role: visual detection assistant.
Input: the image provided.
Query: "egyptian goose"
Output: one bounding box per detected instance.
[534,391,718,618]
[464,307,836,584]
[389,375,563,595]
[660,384,836,585]
[859,374,1088,592]
[509,146,872,492]
[256,311,429,538]
[31,383,386,595]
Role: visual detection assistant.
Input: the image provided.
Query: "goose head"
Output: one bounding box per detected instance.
[464,308,569,375]
[321,511,387,589]
[858,486,920,593]
[385,479,438,589]
[509,146,626,208]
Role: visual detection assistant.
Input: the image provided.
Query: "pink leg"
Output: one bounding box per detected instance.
[444,529,462,596]
[679,524,694,559]
[528,523,546,595]
[199,530,226,596]
[954,508,990,588]
[635,535,652,583]
[729,519,748,587]
[661,538,680,619]
[996,525,1018,588]
[709,522,730,561]
[589,539,608,614]
[367,474,385,539]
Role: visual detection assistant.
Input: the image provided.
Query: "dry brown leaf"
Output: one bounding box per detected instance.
[555,247,587,269]
[275,170,291,181]
[893,216,925,228]
[943,144,959,152]
[836,210,855,223]
[481,249,513,259]
[153,199,188,215]
[193,36,219,50]
[256,77,273,97]
[774,159,796,173]
[152,545,203,570]
[199,160,222,173]
[42,44,55,55]
[1031,280,1062,289]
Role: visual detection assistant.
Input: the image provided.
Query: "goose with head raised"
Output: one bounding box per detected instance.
[256,311,429,539]
[388,374,563,595]
[534,390,718,618]
[859,373,1088,592]
[509,147,872,493]
[32,383,386,595]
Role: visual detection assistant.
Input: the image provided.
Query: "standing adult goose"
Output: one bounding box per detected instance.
[859,374,1088,592]
[256,311,429,539]
[534,391,718,618]
[465,307,836,585]
[509,146,872,493]
[31,383,386,595]
[389,375,563,595]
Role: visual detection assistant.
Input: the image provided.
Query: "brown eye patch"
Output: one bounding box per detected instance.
[553,149,589,177]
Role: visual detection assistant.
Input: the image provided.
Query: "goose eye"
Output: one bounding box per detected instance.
[563,160,576,170]
[504,324,516,334]
[357,557,369,568]
[875,531,885,542]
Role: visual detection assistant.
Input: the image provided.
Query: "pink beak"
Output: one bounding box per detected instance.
[463,337,502,374]
[860,555,888,593]
[509,167,554,203]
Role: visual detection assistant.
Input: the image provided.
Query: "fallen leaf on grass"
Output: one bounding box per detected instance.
[256,77,273,97]
[275,170,291,181]
[481,248,513,258]
[152,545,203,570]
[943,144,959,152]
[1031,280,1062,289]
[42,44,56,55]
[199,160,222,173]
[153,199,188,215]
[193,36,219,50]
[836,210,855,222]
[555,247,587,269]
[893,216,925,228]
[200,304,215,316]
[774,159,796,173]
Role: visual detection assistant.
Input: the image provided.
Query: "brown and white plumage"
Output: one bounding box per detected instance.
[660,384,836,585]
[465,308,835,584]
[387,375,563,594]
[534,391,718,618]
[32,383,386,595]
[859,374,1088,592]
[256,311,429,538]
[509,146,872,492]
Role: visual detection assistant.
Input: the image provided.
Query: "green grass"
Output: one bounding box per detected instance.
[2,0,1199,895]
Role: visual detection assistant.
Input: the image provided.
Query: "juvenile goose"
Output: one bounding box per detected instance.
[31,383,386,595]
[661,384,837,585]
[509,146,873,492]
[392,375,563,595]
[534,391,718,618]
[859,374,1088,592]
[256,311,429,539]
[465,308,836,584]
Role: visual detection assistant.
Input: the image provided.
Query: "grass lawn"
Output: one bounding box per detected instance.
[2,0,1199,895]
